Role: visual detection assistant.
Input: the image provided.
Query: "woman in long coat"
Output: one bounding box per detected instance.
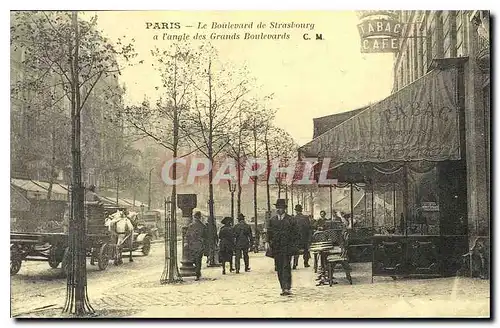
[218,217,235,274]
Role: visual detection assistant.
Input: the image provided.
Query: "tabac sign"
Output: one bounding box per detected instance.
[357,11,402,53]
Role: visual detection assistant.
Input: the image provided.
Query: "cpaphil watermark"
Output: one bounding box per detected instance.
[160,156,337,186]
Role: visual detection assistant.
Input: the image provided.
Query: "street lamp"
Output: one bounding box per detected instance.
[228,178,236,224]
[148,167,154,210]
[140,204,145,219]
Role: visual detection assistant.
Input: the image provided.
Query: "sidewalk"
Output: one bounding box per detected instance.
[126,253,489,318]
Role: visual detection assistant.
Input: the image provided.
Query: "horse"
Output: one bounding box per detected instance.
[105,210,134,265]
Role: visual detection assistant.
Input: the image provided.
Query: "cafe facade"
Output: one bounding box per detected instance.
[299,10,490,279]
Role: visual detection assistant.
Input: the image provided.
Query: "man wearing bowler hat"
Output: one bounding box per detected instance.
[266,199,300,296]
[292,204,313,269]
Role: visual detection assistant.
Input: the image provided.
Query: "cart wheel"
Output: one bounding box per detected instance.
[61,247,70,274]
[142,236,151,256]
[48,247,61,269]
[98,244,109,271]
[11,258,22,275]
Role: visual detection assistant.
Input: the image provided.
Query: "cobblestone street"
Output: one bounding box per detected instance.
[11,243,490,318]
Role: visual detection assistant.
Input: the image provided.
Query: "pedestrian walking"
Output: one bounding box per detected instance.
[233,213,253,273]
[266,199,300,296]
[292,204,313,269]
[185,211,208,281]
[218,217,235,275]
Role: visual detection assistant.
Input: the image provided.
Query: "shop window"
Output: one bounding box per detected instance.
[372,183,399,234]
[407,167,440,236]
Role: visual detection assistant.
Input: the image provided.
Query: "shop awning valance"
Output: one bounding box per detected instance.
[299,66,461,163]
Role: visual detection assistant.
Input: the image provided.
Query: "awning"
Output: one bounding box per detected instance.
[11,178,68,201]
[299,65,462,164]
[10,185,31,212]
[98,195,134,208]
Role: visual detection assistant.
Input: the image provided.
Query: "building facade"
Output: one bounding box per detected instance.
[10,12,128,190]
[393,10,490,243]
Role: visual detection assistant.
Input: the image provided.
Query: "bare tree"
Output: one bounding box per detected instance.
[181,44,251,266]
[263,126,297,204]
[120,43,198,283]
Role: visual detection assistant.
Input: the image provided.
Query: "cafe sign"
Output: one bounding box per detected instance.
[357,11,402,53]
[361,37,400,53]
[358,19,402,38]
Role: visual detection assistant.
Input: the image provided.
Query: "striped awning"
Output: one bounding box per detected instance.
[299,66,461,164]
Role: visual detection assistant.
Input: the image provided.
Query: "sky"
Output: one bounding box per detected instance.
[91,11,395,146]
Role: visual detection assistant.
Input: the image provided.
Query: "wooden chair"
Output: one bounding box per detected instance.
[326,229,352,285]
[310,231,333,274]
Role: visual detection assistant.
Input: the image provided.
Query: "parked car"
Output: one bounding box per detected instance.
[138,210,163,239]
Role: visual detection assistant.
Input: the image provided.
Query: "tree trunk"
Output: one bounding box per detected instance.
[252,128,258,250]
[285,185,288,212]
[161,67,183,282]
[64,11,94,315]
[310,189,314,218]
[265,132,271,213]
[47,126,57,200]
[206,59,218,266]
[236,155,242,215]
[161,142,182,283]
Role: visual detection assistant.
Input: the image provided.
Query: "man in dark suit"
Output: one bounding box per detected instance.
[233,213,254,273]
[292,204,313,269]
[185,211,208,281]
[266,199,300,296]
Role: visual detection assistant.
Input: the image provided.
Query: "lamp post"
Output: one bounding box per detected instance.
[148,167,154,210]
[228,179,236,225]
[140,204,145,220]
[160,196,182,283]
[178,194,197,277]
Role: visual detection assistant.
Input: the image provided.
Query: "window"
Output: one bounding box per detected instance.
[456,10,465,56]
[432,11,444,59]
[413,24,419,79]
[405,48,410,85]
[420,17,427,75]
[426,21,433,68]
[444,11,458,57]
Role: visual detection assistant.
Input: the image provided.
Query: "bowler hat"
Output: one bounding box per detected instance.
[274,199,287,208]
[295,204,303,211]
[221,217,232,225]
[237,213,245,221]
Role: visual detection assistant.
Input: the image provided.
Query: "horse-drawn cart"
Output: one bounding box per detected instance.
[10,232,113,275]
[10,201,152,276]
